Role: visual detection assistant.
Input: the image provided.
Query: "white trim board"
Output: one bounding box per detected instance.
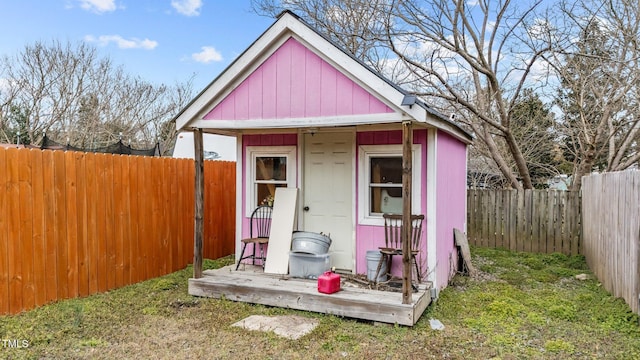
[235,134,244,261]
[264,187,299,274]
[426,129,438,287]
[188,113,410,131]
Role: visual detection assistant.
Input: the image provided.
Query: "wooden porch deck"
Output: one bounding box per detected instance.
[188,265,432,326]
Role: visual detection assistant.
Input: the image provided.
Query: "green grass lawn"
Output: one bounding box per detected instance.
[1,247,639,359]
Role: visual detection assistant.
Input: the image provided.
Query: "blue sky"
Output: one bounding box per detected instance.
[0,0,274,91]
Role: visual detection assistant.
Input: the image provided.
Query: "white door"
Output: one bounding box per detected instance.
[303,132,354,271]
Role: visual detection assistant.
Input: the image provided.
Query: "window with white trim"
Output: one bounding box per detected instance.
[246,146,296,216]
[358,144,421,225]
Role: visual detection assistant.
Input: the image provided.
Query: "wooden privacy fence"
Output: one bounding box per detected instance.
[0,147,235,315]
[582,171,640,314]
[467,189,581,255]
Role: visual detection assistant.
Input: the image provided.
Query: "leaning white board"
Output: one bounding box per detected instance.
[264,188,298,274]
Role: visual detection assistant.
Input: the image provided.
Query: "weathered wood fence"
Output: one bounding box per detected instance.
[467,189,581,255]
[582,171,639,314]
[0,147,235,315]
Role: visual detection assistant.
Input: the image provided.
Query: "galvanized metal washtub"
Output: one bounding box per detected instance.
[291,231,332,255]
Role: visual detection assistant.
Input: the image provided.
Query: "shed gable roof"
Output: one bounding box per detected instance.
[175,11,472,143]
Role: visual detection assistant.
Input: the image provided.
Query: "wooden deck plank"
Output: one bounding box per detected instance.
[190,266,431,326]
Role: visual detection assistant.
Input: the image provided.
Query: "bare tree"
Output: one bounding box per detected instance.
[252,0,400,76]
[550,0,640,190]
[0,40,193,153]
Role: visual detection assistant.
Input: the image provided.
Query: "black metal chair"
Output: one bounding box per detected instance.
[235,205,273,270]
[374,213,425,283]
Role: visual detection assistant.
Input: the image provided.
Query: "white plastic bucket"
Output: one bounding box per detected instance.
[366,250,388,282]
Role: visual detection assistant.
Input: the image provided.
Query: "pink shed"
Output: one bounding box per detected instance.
[176,11,472,293]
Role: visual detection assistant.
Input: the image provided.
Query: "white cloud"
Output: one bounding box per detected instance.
[78,0,117,13]
[84,35,158,50]
[171,0,202,16]
[191,46,223,63]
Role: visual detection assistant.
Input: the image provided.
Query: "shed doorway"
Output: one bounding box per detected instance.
[302,132,354,271]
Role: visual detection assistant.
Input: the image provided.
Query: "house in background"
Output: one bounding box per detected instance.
[172,131,236,161]
[175,11,472,294]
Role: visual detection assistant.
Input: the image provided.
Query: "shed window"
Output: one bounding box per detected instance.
[369,156,403,214]
[246,146,296,216]
[255,156,287,205]
[358,145,421,225]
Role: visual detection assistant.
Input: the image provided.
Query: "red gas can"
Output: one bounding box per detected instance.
[317,271,341,294]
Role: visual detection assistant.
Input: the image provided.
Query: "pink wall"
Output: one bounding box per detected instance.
[205,37,394,121]
[243,133,298,147]
[354,130,428,277]
[238,130,468,284]
[435,131,467,289]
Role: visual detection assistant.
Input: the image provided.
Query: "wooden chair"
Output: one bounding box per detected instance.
[373,213,425,283]
[235,205,273,270]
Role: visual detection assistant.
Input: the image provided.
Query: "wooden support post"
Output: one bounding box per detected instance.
[193,128,204,279]
[402,120,413,304]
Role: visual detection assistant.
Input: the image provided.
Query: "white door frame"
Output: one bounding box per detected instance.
[298,129,356,273]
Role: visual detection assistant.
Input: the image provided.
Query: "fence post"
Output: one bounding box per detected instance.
[401,120,413,305]
[193,129,204,279]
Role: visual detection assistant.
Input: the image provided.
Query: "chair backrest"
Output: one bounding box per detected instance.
[250,205,273,238]
[383,213,424,252]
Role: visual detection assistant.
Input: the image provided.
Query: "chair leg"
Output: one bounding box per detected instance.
[258,243,266,268]
[413,255,421,283]
[235,242,249,271]
[251,243,257,265]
